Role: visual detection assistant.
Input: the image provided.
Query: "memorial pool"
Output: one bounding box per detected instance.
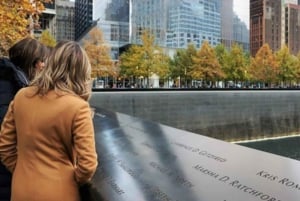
[238,136,300,161]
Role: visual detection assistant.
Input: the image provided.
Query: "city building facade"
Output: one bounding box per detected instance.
[220,0,234,49]
[131,0,170,46]
[250,0,300,56]
[166,0,221,49]
[233,15,250,52]
[35,1,56,39]
[77,0,249,59]
[56,0,75,41]
[285,3,300,55]
[75,0,93,40]
[93,0,130,60]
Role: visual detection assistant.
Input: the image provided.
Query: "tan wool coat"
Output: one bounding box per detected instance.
[0,87,98,201]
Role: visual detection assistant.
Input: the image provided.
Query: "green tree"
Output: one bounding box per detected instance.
[249,43,279,87]
[192,41,224,85]
[295,52,300,84]
[139,31,170,82]
[0,0,52,56]
[214,43,227,69]
[275,45,298,87]
[223,43,248,84]
[83,27,114,78]
[119,44,144,78]
[120,30,170,87]
[151,50,170,79]
[39,30,56,47]
[171,43,197,87]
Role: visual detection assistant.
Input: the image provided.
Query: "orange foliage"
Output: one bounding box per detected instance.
[249,43,279,83]
[83,27,115,78]
[0,0,52,56]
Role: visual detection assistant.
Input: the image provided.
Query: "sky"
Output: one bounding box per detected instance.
[233,0,250,28]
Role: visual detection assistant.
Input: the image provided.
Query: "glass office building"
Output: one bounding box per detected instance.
[131,0,170,45]
[89,0,245,56]
[166,0,221,48]
[56,0,75,41]
[93,0,130,60]
[130,0,221,48]
[75,0,93,40]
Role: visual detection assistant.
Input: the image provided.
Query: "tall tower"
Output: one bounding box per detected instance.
[233,15,250,52]
[221,0,234,49]
[56,0,75,41]
[164,0,222,48]
[284,3,300,55]
[35,1,56,38]
[93,0,130,60]
[131,0,170,46]
[250,0,300,56]
[75,0,93,40]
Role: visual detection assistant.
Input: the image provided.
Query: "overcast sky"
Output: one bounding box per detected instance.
[233,0,249,28]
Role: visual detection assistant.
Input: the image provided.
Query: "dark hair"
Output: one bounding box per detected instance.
[8,37,49,81]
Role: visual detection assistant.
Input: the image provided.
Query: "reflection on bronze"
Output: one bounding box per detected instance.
[89,107,300,201]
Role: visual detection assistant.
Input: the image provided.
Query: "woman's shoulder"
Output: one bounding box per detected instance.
[14,86,29,95]
[14,88,89,109]
[63,93,89,105]
[45,90,90,109]
[15,88,90,111]
[16,86,35,94]
[55,93,91,116]
[13,87,36,100]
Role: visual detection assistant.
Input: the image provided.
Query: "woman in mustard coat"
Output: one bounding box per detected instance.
[0,41,98,201]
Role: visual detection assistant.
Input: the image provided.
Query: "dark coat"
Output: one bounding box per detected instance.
[0,58,28,201]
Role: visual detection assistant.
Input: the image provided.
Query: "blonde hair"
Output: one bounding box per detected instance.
[30,41,92,100]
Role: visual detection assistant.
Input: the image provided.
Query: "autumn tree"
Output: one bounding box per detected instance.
[214,43,228,87]
[0,0,52,56]
[191,41,224,85]
[151,50,170,80]
[83,27,114,79]
[294,52,300,84]
[138,31,170,83]
[249,43,279,87]
[214,43,228,70]
[171,43,197,87]
[119,30,170,87]
[223,43,248,85]
[119,44,144,78]
[39,29,56,47]
[275,45,298,87]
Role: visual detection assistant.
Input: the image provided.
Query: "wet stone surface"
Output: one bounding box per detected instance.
[90,107,300,201]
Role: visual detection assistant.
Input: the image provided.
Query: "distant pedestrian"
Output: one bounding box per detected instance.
[0,41,98,201]
[0,37,49,201]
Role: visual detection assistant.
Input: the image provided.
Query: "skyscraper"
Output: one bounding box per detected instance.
[220,0,234,48]
[35,1,56,38]
[284,3,300,55]
[93,0,130,60]
[233,15,250,51]
[56,0,75,41]
[166,0,221,48]
[75,0,93,40]
[85,0,248,58]
[250,0,300,55]
[131,0,170,46]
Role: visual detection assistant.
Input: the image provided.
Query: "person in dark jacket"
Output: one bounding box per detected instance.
[0,37,49,201]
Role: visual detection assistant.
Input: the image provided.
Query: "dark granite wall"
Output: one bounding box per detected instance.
[89,90,300,142]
